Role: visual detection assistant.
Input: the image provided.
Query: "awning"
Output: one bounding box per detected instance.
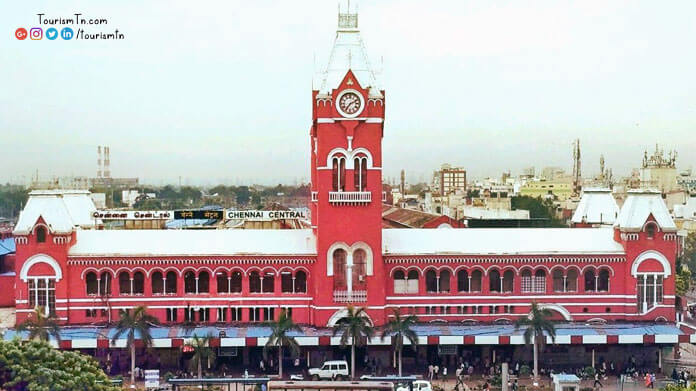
[3,322,692,349]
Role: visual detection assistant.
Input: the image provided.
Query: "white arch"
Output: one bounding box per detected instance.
[537,303,572,321]
[326,242,350,277]
[631,250,671,277]
[20,254,63,282]
[324,148,375,170]
[326,308,374,327]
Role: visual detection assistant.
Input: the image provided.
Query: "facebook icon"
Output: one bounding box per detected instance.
[60,27,74,40]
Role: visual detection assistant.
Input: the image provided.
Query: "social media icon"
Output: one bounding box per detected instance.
[46,28,58,40]
[61,27,74,40]
[30,27,42,40]
[15,27,27,40]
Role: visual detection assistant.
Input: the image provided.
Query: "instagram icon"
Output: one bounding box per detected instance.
[30,27,42,40]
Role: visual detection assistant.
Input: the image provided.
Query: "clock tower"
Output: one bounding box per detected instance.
[309,4,387,326]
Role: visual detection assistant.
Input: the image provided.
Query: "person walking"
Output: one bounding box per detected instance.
[428,364,434,381]
[593,372,603,390]
[512,379,519,391]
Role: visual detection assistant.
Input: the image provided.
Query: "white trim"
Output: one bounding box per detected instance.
[618,335,644,344]
[631,250,671,277]
[65,296,313,303]
[221,337,246,347]
[537,303,572,321]
[655,334,678,344]
[326,308,374,327]
[72,339,97,348]
[475,336,499,344]
[583,335,607,344]
[439,336,463,344]
[386,294,640,300]
[20,254,63,281]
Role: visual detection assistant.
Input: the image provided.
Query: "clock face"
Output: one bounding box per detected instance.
[338,91,363,116]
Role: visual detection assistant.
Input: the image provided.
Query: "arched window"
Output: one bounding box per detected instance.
[198,271,210,293]
[354,156,368,191]
[646,223,657,239]
[119,272,131,295]
[521,269,532,293]
[425,270,437,293]
[165,271,177,294]
[230,271,242,293]
[471,270,483,292]
[353,249,367,288]
[249,271,261,293]
[552,269,564,292]
[86,272,98,295]
[489,270,501,293]
[281,271,294,293]
[598,269,610,292]
[584,269,596,292]
[184,271,197,294]
[394,270,406,294]
[533,270,546,293]
[332,156,346,191]
[457,270,469,292]
[295,270,307,293]
[262,272,274,293]
[333,249,347,290]
[152,271,164,294]
[99,273,112,296]
[440,270,451,293]
[36,227,46,243]
[217,271,229,293]
[133,271,144,295]
[406,270,419,293]
[566,269,578,292]
[502,270,514,293]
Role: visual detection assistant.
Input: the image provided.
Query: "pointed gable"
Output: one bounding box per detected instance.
[13,190,99,235]
[614,189,676,232]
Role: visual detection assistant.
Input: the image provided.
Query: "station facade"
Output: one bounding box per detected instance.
[4,6,692,372]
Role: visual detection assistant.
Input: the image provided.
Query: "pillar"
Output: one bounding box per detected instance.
[502,362,509,391]
[591,348,595,368]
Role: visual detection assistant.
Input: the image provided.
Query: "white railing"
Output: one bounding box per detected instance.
[311,191,318,202]
[328,191,371,205]
[333,290,367,303]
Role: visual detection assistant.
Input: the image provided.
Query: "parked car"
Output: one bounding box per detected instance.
[397,380,432,391]
[308,360,350,380]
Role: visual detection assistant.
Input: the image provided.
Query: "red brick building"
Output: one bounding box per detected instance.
[3,6,690,372]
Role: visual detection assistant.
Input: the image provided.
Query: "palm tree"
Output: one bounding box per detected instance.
[264,309,301,378]
[17,306,61,342]
[111,306,159,386]
[380,308,418,376]
[332,305,375,379]
[514,302,556,382]
[186,335,216,379]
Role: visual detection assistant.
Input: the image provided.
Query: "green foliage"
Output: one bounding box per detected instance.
[491,374,502,387]
[264,309,302,377]
[676,266,692,296]
[0,184,28,218]
[583,366,595,377]
[381,308,418,352]
[659,384,696,391]
[186,335,217,378]
[519,365,531,376]
[0,338,118,391]
[515,302,557,345]
[112,306,159,385]
[133,197,163,210]
[17,307,61,342]
[681,232,696,279]
[333,305,375,347]
[511,196,564,227]
[163,371,175,382]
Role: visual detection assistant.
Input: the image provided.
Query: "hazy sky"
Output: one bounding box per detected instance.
[2,1,696,186]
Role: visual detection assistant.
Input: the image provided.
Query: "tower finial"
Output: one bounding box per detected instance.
[338,0,358,30]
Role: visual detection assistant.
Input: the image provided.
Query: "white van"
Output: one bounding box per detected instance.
[308,360,350,380]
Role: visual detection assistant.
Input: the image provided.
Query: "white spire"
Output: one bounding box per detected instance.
[314,0,381,95]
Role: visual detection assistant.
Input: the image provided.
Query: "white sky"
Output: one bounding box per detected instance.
[2,0,696,186]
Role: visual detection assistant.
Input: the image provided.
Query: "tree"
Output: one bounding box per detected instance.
[111,306,159,386]
[0,338,119,391]
[332,306,375,379]
[186,335,216,379]
[380,308,418,376]
[264,309,301,378]
[17,306,61,342]
[514,302,556,382]
[680,232,696,278]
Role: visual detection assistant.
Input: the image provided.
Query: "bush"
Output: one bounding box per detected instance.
[584,366,596,378]
[519,365,531,376]
[491,375,502,387]
[164,371,176,382]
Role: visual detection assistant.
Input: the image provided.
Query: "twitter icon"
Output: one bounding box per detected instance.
[46,27,58,40]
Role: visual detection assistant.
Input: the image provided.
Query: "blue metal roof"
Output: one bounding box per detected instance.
[2,322,686,342]
[0,238,15,256]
